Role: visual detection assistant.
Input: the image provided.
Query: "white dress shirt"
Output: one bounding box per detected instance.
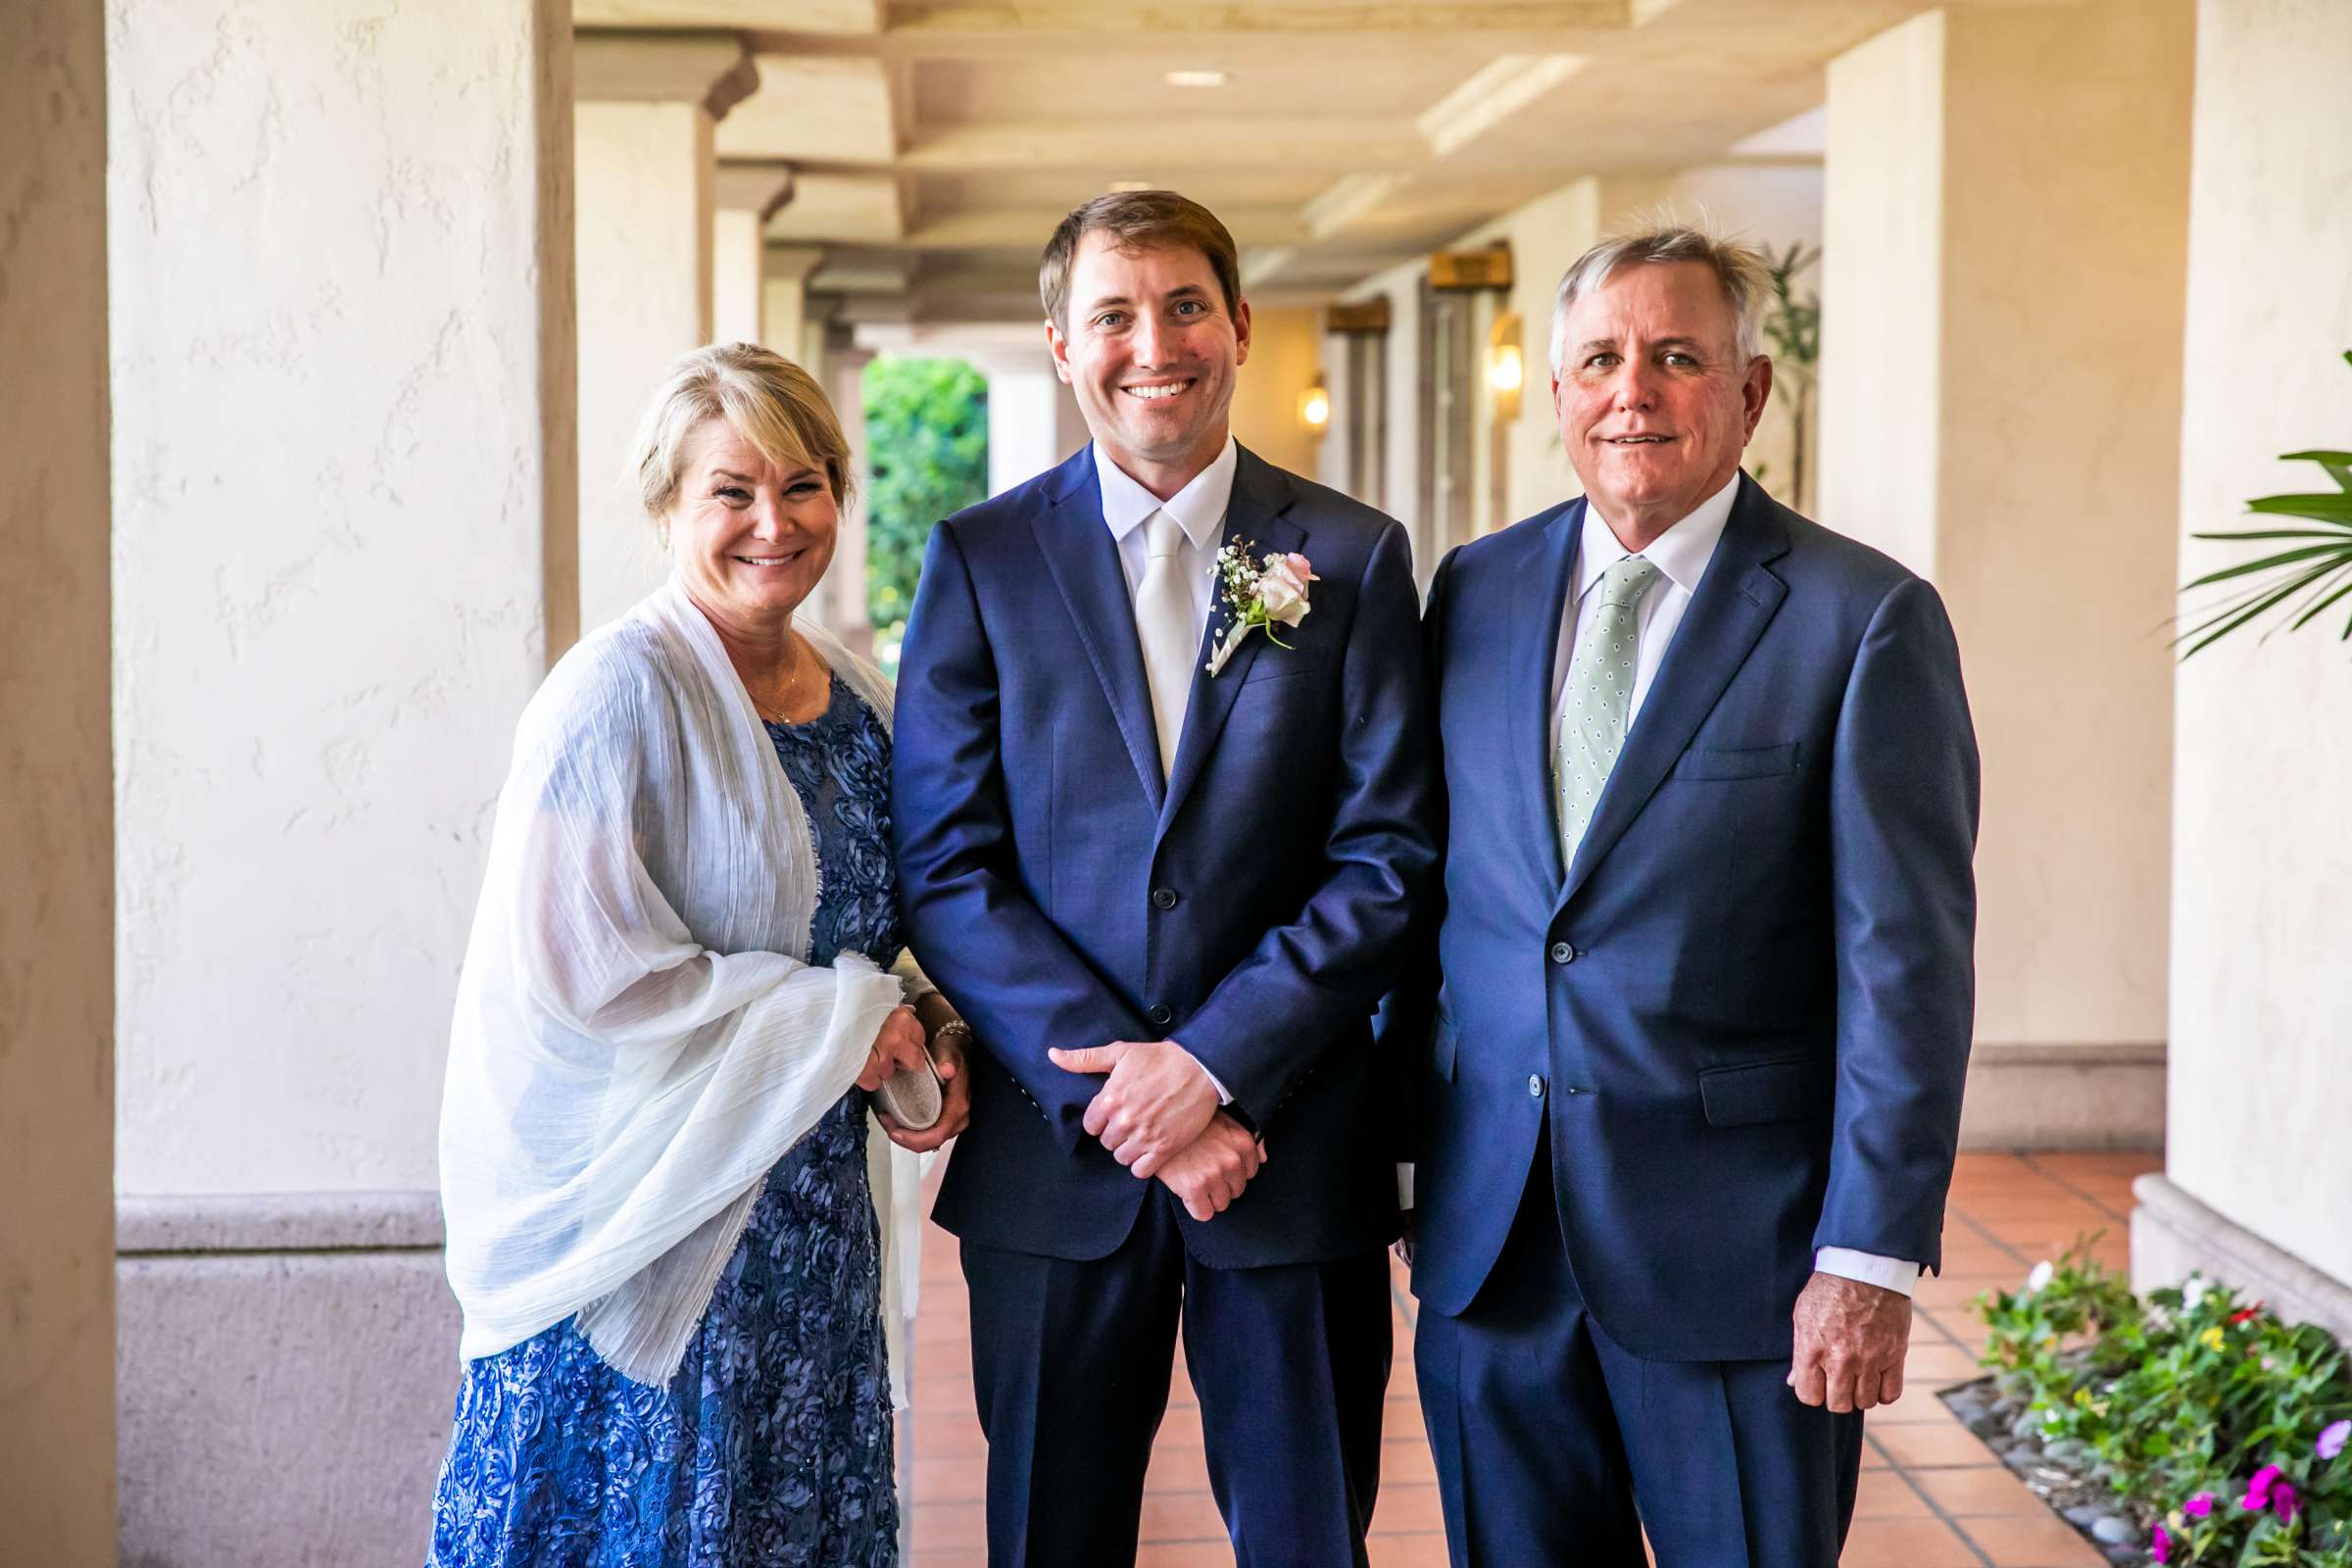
[1095,438,1241,1108]
[1096,435,1236,646]
[1545,475,1919,1298]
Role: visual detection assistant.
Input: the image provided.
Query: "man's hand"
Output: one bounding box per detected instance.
[1048,1039,1220,1179]
[1788,1271,1913,1412]
[1155,1112,1266,1221]
[877,1019,972,1154]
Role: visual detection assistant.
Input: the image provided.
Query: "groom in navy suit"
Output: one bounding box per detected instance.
[892,191,1437,1566]
[1406,226,1980,1566]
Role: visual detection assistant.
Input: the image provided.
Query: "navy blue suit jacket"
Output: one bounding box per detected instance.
[891,443,1440,1267]
[1408,474,1980,1361]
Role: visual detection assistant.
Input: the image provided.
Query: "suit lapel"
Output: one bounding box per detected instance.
[1519,500,1585,888]
[1030,446,1165,811]
[1157,447,1305,837]
[1556,475,1791,910]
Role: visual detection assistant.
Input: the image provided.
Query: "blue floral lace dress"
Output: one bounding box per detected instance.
[427,672,904,1568]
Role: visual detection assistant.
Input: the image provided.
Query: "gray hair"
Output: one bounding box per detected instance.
[1548,223,1775,376]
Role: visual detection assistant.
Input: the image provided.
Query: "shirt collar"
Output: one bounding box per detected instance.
[1574,472,1740,602]
[1095,436,1240,552]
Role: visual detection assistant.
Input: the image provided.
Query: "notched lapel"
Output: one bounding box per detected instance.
[1031,450,1165,812]
[1556,480,1792,908]
[1158,449,1305,837]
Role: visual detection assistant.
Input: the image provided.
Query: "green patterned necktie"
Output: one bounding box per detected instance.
[1554,556,1665,871]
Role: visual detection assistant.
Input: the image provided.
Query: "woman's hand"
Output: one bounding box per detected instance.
[856,1004,929,1092]
[879,1012,972,1153]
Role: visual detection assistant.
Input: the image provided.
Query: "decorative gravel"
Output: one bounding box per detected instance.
[1940,1374,2155,1566]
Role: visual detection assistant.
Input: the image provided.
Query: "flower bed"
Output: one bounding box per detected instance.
[1954,1240,2351,1565]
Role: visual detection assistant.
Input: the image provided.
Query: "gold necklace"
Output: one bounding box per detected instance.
[752,636,820,723]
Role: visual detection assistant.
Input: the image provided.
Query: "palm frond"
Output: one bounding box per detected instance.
[2175,351,2352,660]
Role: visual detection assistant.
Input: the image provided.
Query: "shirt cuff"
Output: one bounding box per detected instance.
[1396,1162,1415,1211]
[1172,1044,1234,1106]
[1814,1247,1921,1297]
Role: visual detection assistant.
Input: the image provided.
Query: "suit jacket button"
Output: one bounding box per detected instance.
[1549,941,1576,964]
[1152,887,1179,910]
[1528,1074,1546,1098]
[1147,1004,1173,1027]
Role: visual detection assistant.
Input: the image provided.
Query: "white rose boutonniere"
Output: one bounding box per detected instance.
[1205,542,1319,677]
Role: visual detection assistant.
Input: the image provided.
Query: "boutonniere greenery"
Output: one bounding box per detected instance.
[1205,542,1319,677]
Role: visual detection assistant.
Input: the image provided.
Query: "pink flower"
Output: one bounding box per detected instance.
[2150,1523,2171,1563]
[2320,1418,2351,1460]
[2183,1492,2214,1517]
[1256,553,1318,627]
[2242,1464,2300,1522]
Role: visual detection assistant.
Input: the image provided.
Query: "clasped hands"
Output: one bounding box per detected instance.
[1048,1040,1265,1222]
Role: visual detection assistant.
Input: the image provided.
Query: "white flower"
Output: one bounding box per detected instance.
[2182,1274,2208,1310]
[2025,1259,2055,1294]
[1256,553,1317,627]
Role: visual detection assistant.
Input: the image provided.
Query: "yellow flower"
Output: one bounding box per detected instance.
[2200,1325,2227,1351]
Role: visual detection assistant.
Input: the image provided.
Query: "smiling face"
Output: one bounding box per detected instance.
[662,417,839,639]
[1553,259,1772,545]
[1048,229,1250,498]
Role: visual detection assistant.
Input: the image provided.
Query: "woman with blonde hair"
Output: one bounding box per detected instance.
[425,343,970,1566]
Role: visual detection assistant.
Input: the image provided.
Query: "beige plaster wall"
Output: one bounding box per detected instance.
[1821,12,1945,579]
[576,98,712,634]
[2167,0,2352,1286]
[1229,305,1327,482]
[1820,0,2191,1057]
[1937,0,2192,1051]
[107,0,577,1196]
[712,205,765,347]
[0,1,117,1555]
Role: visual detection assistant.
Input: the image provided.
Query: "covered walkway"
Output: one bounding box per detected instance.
[904,1152,2154,1566]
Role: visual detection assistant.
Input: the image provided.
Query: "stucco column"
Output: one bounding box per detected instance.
[2129,0,2352,1329]
[1819,0,2194,1147]
[982,351,1090,499]
[0,1,114,1557]
[105,0,576,1557]
[823,342,879,660]
[574,32,758,632]
[713,163,793,348]
[762,245,826,365]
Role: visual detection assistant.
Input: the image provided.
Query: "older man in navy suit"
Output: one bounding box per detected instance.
[1405,225,1981,1566]
[892,191,1438,1567]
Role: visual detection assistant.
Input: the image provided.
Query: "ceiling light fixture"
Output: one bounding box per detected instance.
[1164,69,1228,88]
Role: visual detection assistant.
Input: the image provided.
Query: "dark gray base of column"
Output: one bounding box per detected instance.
[2131,1173,2352,1343]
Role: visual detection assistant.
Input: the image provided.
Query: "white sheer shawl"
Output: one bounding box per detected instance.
[439,577,925,1400]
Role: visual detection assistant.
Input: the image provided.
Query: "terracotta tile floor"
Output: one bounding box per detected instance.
[904,1151,2157,1566]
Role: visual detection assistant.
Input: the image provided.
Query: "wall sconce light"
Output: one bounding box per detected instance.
[1301,374,1331,435]
[1488,311,1525,421]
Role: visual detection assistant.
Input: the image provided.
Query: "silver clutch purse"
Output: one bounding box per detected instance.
[872,1052,943,1131]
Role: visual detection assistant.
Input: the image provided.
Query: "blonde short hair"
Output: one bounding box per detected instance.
[626,342,854,524]
[1549,222,1775,376]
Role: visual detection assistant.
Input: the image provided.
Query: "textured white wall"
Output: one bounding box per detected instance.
[1821,0,2192,1054]
[108,0,576,1196]
[1,0,117,1552]
[2168,0,2352,1286]
[575,98,711,635]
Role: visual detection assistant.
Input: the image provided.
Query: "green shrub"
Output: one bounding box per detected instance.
[1974,1240,2352,1564]
[862,357,988,666]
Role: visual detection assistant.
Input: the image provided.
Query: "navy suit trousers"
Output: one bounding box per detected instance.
[961,1193,1392,1568]
[1416,1125,1863,1568]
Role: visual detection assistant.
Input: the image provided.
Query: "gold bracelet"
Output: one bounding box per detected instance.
[931,1017,975,1046]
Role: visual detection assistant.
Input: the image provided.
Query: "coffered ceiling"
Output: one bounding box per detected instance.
[574,0,2064,323]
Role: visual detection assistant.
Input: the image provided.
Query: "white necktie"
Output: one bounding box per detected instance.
[1135,510,1197,779]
